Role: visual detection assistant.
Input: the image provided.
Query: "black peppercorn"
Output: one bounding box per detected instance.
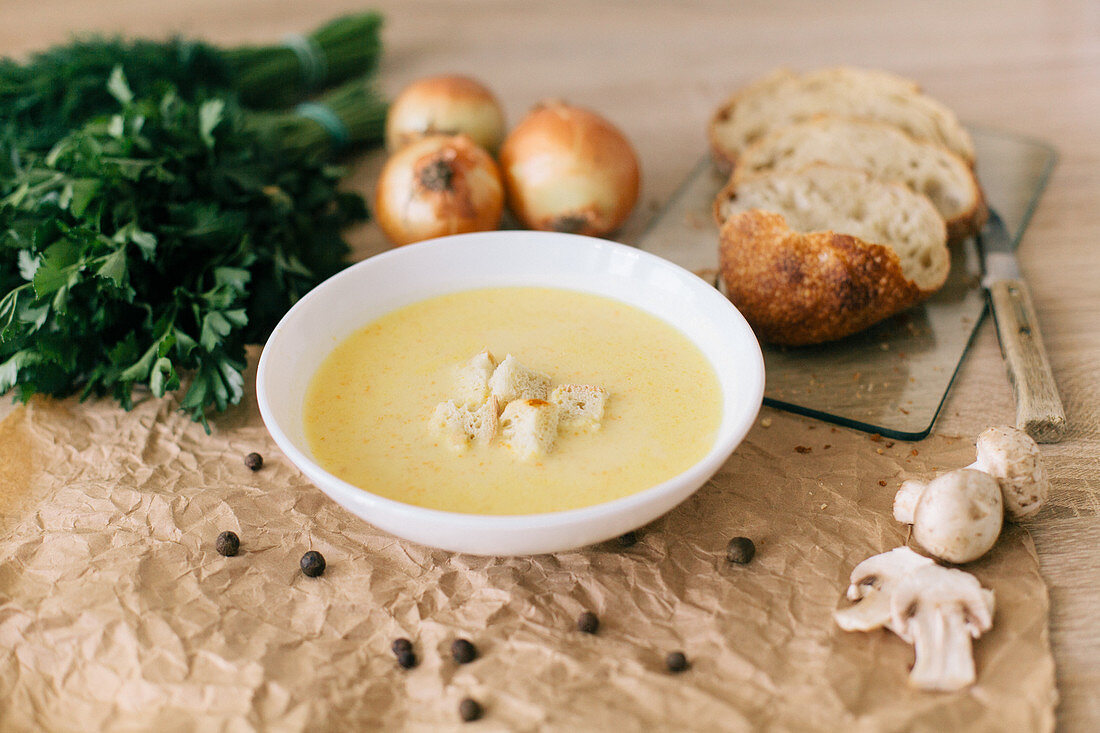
[396,649,417,669]
[244,452,264,471]
[451,638,478,664]
[392,638,412,656]
[666,651,689,673]
[300,550,326,577]
[215,530,240,557]
[726,536,756,564]
[577,611,599,634]
[458,697,482,722]
[616,531,638,548]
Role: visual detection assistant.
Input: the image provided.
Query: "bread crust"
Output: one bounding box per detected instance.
[953,182,988,242]
[718,210,936,345]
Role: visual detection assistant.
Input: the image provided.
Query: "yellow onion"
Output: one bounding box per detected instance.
[385,75,507,153]
[374,134,504,246]
[499,101,640,237]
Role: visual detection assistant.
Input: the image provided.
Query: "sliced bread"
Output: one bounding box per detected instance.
[717,165,949,345]
[729,117,986,240]
[709,67,975,173]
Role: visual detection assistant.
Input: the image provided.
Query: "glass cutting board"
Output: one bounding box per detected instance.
[635,127,1056,440]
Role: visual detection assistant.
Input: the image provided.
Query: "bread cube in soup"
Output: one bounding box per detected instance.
[500,398,560,460]
[431,398,499,451]
[550,384,609,431]
[454,349,497,406]
[489,354,551,403]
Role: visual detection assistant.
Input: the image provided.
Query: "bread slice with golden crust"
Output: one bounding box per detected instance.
[717,166,949,345]
[709,67,975,174]
[729,117,986,240]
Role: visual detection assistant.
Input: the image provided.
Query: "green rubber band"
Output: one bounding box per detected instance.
[281,34,328,88]
[295,102,349,149]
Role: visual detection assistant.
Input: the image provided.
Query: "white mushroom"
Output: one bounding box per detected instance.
[967,426,1049,520]
[894,426,1048,525]
[890,564,995,692]
[909,469,1003,563]
[834,547,935,632]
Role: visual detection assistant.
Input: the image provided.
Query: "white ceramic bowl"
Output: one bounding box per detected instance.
[256,231,764,555]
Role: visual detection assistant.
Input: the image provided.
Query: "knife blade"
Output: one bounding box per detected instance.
[977,209,1066,442]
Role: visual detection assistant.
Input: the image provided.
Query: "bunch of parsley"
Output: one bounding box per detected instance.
[0,72,367,429]
[0,12,383,151]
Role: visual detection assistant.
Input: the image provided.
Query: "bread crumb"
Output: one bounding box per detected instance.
[795,446,812,454]
[878,480,887,487]
[876,448,885,455]
[761,417,772,428]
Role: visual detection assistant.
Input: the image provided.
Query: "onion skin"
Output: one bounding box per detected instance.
[385,75,507,154]
[499,101,640,237]
[374,135,504,247]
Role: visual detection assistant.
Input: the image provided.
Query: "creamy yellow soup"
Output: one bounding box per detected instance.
[303,287,722,515]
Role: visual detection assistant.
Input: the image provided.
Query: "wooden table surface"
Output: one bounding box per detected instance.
[4,0,1098,729]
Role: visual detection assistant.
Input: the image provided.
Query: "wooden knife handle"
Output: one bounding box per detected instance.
[988,279,1067,442]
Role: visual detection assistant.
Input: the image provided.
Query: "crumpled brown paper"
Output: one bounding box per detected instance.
[0,350,1056,731]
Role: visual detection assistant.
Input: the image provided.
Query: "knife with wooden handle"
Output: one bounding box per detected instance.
[979,209,1067,442]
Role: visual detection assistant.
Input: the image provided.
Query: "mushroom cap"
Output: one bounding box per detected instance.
[835,547,935,632]
[889,564,995,644]
[974,426,1048,520]
[912,469,1003,563]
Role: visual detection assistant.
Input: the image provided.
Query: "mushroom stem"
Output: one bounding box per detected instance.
[891,564,994,692]
[893,478,926,524]
[906,606,978,691]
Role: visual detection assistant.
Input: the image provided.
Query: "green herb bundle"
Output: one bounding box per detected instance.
[0,70,381,429]
[0,12,383,151]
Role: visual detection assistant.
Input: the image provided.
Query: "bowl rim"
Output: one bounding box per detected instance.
[256,230,765,531]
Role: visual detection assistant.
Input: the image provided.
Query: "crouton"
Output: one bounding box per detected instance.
[489,354,551,404]
[500,398,559,460]
[550,384,609,431]
[454,349,497,406]
[431,397,499,451]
